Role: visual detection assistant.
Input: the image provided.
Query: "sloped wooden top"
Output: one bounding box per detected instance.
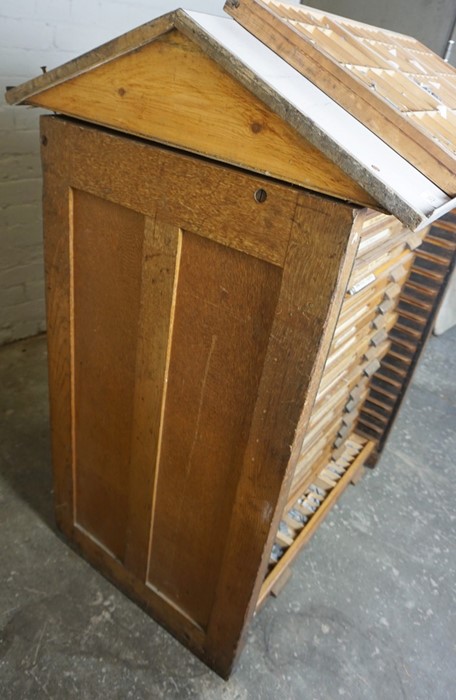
[225,0,456,197]
[5,9,456,230]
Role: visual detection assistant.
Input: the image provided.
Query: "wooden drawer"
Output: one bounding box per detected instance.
[283,212,425,537]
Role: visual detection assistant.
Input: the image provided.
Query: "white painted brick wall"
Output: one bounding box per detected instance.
[0,0,298,346]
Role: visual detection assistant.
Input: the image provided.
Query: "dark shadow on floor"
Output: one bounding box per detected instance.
[0,334,55,529]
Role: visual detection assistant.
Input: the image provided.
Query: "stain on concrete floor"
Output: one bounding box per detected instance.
[0,329,455,699]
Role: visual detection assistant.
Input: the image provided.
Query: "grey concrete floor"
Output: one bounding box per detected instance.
[0,329,455,699]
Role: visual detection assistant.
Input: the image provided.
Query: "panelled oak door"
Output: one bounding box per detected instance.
[42,115,359,677]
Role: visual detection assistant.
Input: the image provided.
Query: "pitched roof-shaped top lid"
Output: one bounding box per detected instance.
[225,0,456,196]
[5,7,456,231]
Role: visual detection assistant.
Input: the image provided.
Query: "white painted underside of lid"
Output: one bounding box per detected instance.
[187,11,451,226]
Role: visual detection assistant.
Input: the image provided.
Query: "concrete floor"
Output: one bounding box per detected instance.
[0,329,455,699]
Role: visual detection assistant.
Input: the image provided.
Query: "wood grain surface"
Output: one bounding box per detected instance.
[147,231,282,630]
[72,191,144,559]
[28,31,374,207]
[225,0,456,195]
[41,112,452,677]
[204,195,359,675]
[41,115,359,677]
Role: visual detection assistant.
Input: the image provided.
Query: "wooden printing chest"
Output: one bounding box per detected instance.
[6,2,456,679]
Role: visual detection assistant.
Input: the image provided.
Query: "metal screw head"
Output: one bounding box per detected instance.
[254,188,267,204]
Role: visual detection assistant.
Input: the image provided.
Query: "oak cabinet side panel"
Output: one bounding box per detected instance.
[205,196,359,676]
[147,230,282,630]
[71,190,145,559]
[41,116,304,674]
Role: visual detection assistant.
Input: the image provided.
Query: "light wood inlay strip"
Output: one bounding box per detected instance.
[123,218,182,579]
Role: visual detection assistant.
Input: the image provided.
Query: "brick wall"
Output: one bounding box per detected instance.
[0,0,240,345]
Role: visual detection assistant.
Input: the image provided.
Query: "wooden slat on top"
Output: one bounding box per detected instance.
[224,0,456,196]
